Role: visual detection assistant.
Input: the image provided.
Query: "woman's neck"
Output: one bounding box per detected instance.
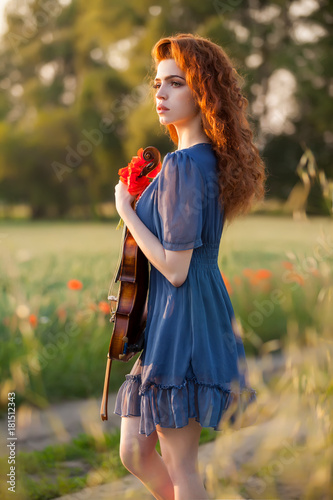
[176,136,210,151]
[174,115,210,151]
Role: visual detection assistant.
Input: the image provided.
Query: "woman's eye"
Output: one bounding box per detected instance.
[152,81,182,89]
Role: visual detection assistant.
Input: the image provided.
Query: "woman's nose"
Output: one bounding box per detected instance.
[156,85,166,99]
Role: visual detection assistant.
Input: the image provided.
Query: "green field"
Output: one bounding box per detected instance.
[2,214,332,261]
[1,215,332,500]
[0,215,332,411]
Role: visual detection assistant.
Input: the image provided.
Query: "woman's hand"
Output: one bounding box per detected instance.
[114,181,136,218]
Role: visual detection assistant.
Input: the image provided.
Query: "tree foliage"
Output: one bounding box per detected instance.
[0,0,331,217]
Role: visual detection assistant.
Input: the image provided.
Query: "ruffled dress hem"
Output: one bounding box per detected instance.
[114,373,257,437]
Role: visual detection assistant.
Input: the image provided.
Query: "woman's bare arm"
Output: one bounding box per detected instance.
[115,180,193,287]
[120,201,193,287]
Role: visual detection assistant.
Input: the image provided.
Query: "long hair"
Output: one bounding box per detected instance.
[151,33,267,224]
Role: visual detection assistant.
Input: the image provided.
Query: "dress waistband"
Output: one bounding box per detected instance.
[191,243,219,267]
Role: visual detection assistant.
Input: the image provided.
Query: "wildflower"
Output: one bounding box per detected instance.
[57,307,67,321]
[282,260,294,270]
[67,279,83,290]
[118,148,161,198]
[98,301,110,314]
[242,268,272,286]
[221,272,233,295]
[255,269,272,280]
[117,147,162,229]
[29,314,38,328]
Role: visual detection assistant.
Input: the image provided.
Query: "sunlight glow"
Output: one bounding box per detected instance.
[290,21,327,43]
[256,69,300,135]
[106,37,138,71]
[149,5,162,16]
[38,61,58,85]
[289,0,319,17]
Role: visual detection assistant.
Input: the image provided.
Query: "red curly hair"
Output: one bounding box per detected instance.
[151,33,267,224]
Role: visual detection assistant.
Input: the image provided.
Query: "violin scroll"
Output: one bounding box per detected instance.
[138,146,161,178]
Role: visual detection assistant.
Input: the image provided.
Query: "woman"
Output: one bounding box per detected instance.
[114,33,266,500]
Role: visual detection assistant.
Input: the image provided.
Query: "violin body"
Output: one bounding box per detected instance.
[108,229,148,361]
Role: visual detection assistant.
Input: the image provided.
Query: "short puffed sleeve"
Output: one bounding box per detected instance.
[157,151,205,251]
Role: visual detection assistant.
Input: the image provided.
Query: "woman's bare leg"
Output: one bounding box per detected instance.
[156,418,209,500]
[119,416,174,500]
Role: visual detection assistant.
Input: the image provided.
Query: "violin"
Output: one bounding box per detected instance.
[100,146,161,421]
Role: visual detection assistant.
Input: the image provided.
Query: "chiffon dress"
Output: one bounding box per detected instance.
[114,143,256,436]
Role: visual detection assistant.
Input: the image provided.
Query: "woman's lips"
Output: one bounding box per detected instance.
[157,105,169,114]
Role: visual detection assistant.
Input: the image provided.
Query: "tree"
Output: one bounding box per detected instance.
[0,0,331,217]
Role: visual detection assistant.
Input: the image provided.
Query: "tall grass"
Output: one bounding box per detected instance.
[204,328,333,499]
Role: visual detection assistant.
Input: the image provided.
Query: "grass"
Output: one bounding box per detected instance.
[204,334,333,500]
[0,429,125,500]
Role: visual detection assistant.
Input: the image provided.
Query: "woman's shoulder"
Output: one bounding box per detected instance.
[162,143,217,179]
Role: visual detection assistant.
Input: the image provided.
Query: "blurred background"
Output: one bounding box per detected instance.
[0,1,332,499]
[0,0,332,218]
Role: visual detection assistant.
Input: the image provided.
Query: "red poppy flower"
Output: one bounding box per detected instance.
[67,279,83,290]
[118,148,161,198]
[98,301,110,314]
[242,268,272,286]
[221,272,233,295]
[255,269,272,280]
[29,314,38,327]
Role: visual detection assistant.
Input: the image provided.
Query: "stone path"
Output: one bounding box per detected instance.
[53,440,237,500]
[1,395,120,454]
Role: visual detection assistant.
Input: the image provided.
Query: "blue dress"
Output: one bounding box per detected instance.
[114,143,256,436]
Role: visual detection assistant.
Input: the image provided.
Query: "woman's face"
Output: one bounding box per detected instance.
[153,59,200,128]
